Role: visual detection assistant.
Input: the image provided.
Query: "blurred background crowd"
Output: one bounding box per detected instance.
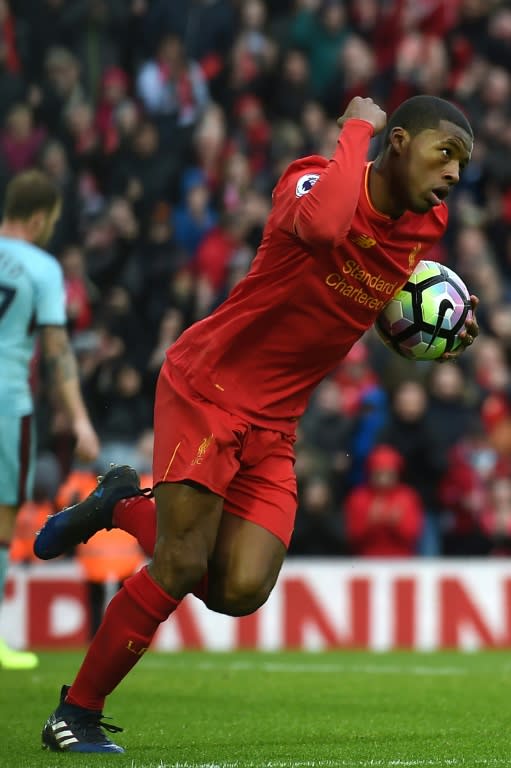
[6,0,511,590]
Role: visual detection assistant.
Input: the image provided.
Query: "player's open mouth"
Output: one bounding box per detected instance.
[429,186,449,206]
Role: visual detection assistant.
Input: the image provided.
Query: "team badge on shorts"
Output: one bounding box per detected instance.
[295,174,320,197]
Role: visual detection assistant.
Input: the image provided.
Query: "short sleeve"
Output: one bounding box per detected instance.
[34,257,66,326]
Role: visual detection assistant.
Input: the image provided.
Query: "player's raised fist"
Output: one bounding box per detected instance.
[337,97,387,135]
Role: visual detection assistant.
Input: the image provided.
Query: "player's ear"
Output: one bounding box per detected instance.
[388,127,410,156]
[27,211,45,240]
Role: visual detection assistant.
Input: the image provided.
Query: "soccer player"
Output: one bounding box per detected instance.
[35,95,478,753]
[0,169,100,670]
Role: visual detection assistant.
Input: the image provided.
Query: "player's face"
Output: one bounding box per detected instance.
[395,120,473,215]
[36,202,62,247]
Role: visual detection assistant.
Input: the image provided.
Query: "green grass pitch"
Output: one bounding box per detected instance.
[2,649,511,768]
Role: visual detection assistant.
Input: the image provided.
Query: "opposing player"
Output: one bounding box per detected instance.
[35,95,478,752]
[0,170,99,670]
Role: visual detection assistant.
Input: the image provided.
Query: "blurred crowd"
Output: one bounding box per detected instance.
[6,0,511,575]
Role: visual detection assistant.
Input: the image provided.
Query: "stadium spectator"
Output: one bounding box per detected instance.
[289,475,344,556]
[376,378,445,555]
[223,0,277,112]
[63,101,104,180]
[139,202,187,331]
[94,66,132,155]
[0,0,22,78]
[470,335,511,437]
[98,284,146,369]
[438,418,498,556]
[108,98,141,162]
[108,117,180,222]
[0,102,45,173]
[60,244,96,333]
[287,0,352,101]
[332,340,380,419]
[323,34,378,118]
[218,148,253,215]
[299,377,354,503]
[426,361,479,464]
[21,1,85,85]
[192,102,228,191]
[136,32,210,148]
[231,94,272,178]
[481,471,511,556]
[32,46,86,137]
[0,15,26,128]
[270,48,313,123]
[144,307,186,396]
[81,212,124,294]
[300,100,330,155]
[343,443,424,557]
[95,362,152,470]
[172,167,218,259]
[193,210,250,301]
[68,0,129,106]
[38,139,80,252]
[346,384,389,490]
[141,0,236,88]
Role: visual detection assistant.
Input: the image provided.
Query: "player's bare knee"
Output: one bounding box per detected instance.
[214,573,273,617]
[149,538,207,598]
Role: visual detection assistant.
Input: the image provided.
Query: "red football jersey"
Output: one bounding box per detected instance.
[168,119,448,433]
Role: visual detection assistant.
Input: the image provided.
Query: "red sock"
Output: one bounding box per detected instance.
[113,497,209,604]
[66,566,178,711]
[113,497,156,557]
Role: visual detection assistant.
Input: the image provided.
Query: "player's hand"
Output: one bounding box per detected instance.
[337,97,387,136]
[73,417,100,463]
[439,295,479,362]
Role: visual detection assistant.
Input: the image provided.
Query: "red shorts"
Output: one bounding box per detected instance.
[153,363,298,547]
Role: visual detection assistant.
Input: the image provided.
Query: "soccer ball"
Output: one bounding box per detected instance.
[375,260,472,361]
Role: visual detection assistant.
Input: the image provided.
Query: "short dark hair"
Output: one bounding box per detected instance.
[3,169,61,220]
[382,95,473,147]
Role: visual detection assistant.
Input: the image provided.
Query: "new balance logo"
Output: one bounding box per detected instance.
[350,233,376,248]
[51,719,79,749]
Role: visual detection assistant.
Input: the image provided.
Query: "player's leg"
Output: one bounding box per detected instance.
[148,480,223,595]
[67,481,223,705]
[204,427,297,616]
[42,480,223,754]
[0,412,38,669]
[207,513,287,616]
[40,364,243,753]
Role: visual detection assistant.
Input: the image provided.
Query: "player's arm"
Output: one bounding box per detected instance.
[292,97,387,247]
[39,325,100,462]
